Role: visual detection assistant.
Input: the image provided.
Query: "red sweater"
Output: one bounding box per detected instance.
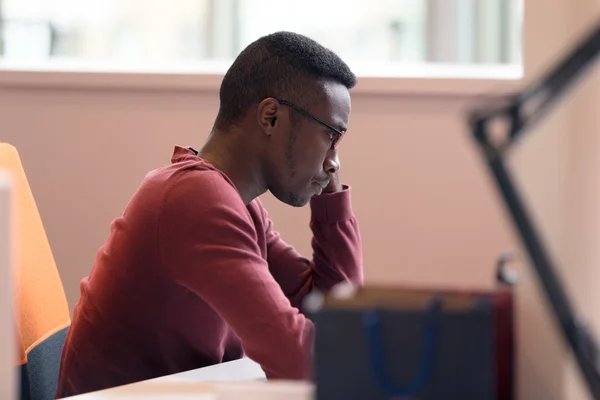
[56,146,363,397]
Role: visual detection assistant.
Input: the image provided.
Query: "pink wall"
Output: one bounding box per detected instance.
[0,77,517,308]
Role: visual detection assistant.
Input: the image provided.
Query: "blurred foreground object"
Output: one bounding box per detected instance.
[309,285,514,400]
[0,171,15,400]
[468,17,600,400]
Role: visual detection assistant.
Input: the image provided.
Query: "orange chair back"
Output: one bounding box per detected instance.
[0,143,70,400]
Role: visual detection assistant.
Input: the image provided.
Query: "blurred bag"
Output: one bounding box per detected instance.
[310,286,514,400]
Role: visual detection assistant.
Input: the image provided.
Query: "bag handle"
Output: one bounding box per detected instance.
[362,297,442,398]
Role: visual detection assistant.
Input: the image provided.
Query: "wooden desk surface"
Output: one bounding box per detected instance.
[67,357,313,399]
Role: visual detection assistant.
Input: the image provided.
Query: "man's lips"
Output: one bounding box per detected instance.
[314,180,329,189]
[312,181,327,196]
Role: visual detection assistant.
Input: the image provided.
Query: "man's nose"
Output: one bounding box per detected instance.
[323,149,340,175]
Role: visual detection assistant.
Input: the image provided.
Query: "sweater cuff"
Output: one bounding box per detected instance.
[310,185,353,223]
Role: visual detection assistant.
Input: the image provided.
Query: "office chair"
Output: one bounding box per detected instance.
[0,143,71,400]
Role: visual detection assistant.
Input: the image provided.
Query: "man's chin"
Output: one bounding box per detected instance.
[287,195,310,208]
[271,190,310,208]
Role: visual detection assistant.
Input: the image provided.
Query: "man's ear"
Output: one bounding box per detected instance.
[256,98,280,136]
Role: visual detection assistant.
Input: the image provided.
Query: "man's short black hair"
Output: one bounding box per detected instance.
[214,31,357,130]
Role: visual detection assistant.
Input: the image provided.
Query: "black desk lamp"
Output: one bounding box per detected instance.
[469,19,600,399]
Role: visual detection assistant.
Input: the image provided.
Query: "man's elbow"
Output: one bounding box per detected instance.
[246,323,314,382]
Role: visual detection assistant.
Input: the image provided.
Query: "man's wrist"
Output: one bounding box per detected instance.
[310,185,353,222]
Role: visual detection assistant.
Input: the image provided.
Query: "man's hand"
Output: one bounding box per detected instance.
[322,154,343,193]
[323,171,343,193]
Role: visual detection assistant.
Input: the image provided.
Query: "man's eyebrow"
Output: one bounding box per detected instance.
[326,124,346,134]
[327,117,346,133]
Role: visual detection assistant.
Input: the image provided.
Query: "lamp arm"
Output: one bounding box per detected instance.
[469,19,600,399]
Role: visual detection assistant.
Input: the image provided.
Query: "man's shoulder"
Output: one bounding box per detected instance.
[156,160,247,216]
[156,162,259,244]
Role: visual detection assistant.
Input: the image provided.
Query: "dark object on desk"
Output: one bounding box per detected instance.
[468,18,600,399]
[311,286,513,400]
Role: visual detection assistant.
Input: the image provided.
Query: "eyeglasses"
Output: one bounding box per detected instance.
[277,99,345,149]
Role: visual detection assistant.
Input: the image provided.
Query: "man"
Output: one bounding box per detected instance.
[56,31,363,397]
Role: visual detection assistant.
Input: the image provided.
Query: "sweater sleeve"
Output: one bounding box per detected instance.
[158,171,313,380]
[264,185,364,311]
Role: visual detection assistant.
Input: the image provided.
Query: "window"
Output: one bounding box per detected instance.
[0,0,522,73]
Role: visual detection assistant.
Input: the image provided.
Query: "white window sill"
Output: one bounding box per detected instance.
[0,60,522,96]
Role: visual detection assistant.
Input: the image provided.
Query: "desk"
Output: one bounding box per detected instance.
[156,356,266,383]
[68,357,313,399]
